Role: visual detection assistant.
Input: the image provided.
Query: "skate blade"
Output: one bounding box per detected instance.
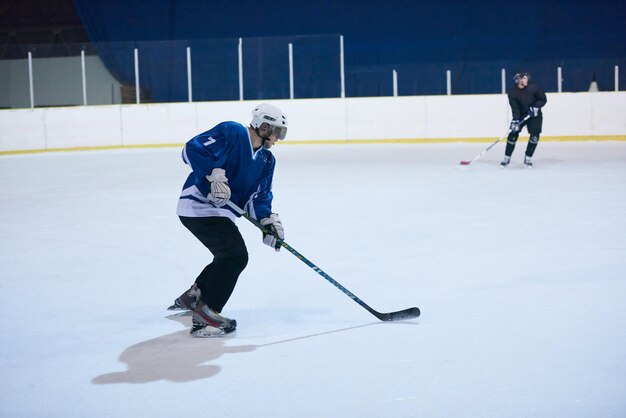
[190,325,236,338]
[165,311,191,319]
[167,301,196,311]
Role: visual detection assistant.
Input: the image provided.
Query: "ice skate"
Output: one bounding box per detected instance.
[523,155,533,168]
[167,284,201,311]
[500,155,511,167]
[190,300,237,337]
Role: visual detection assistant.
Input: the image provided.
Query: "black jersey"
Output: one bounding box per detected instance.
[508,83,547,120]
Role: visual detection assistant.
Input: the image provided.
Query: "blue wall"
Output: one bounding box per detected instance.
[74,0,626,101]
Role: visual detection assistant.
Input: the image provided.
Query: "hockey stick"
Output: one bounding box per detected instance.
[459,115,530,165]
[226,201,420,322]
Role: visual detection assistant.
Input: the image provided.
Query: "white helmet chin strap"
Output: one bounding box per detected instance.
[260,130,271,146]
[251,126,272,149]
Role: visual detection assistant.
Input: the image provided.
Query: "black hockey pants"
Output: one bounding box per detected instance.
[179,216,249,313]
[505,115,543,158]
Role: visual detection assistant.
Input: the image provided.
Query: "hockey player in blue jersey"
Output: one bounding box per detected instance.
[168,103,288,337]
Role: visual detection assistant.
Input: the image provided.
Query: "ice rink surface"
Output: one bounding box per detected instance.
[1,141,625,418]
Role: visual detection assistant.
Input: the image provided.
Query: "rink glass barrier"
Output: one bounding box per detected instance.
[0,35,625,109]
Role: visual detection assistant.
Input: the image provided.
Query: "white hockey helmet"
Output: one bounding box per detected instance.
[251,103,288,140]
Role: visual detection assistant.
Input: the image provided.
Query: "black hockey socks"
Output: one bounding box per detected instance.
[525,134,540,157]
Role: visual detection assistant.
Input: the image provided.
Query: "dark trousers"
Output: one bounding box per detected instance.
[179,216,249,313]
[506,115,543,157]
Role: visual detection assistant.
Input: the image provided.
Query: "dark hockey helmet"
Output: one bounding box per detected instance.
[513,72,531,82]
[251,103,288,140]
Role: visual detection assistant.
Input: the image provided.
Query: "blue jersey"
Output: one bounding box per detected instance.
[177,121,276,221]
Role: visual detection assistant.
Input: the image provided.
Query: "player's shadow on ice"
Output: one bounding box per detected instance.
[91,312,251,384]
[92,312,376,385]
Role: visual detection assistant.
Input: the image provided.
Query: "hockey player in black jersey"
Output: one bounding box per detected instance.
[501,72,547,168]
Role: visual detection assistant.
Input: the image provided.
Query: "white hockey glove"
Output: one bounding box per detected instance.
[509,119,521,133]
[206,168,231,207]
[260,213,284,252]
[527,107,540,118]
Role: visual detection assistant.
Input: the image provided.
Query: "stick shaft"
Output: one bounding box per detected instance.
[460,115,530,165]
[226,201,420,321]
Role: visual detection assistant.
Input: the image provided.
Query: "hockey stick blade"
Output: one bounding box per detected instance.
[374,307,421,321]
[459,160,472,165]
